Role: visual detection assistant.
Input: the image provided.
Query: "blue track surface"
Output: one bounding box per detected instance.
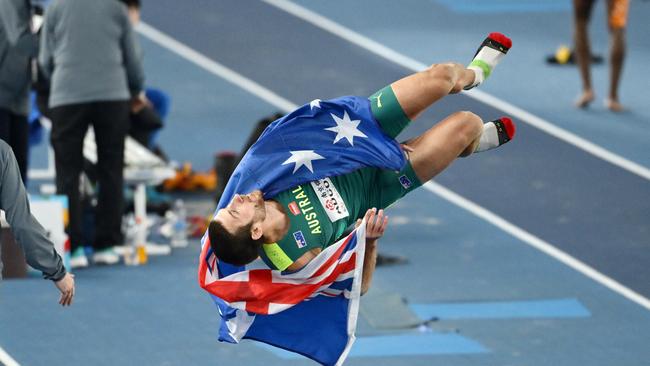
[142,0,650,298]
[3,1,650,365]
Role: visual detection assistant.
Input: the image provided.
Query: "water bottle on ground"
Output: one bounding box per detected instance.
[171,199,188,248]
[123,213,146,265]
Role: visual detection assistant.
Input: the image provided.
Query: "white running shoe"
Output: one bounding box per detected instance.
[92,247,120,265]
[113,245,128,256]
[114,243,171,256]
[70,247,89,269]
[145,243,172,256]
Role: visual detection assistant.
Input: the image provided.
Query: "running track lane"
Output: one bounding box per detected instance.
[142,0,650,299]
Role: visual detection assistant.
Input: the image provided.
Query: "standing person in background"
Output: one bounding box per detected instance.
[0,0,38,184]
[121,0,142,24]
[573,0,629,111]
[1,140,75,306]
[39,0,145,268]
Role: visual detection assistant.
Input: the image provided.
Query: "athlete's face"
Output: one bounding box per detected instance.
[214,190,266,237]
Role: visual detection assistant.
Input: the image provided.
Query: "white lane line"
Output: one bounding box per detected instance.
[467,89,650,181]
[136,22,296,113]
[424,181,650,312]
[262,0,650,182]
[262,0,426,71]
[136,23,650,311]
[0,346,21,366]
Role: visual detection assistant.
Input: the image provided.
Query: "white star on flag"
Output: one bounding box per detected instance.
[310,99,321,110]
[325,111,367,146]
[282,150,325,173]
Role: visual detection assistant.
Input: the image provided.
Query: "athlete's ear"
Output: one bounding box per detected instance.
[251,222,264,241]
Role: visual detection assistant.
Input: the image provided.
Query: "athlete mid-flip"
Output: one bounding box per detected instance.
[209,33,515,292]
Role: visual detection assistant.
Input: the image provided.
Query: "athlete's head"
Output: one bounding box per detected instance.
[209,190,266,266]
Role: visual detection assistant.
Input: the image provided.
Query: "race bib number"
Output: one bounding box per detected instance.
[311,178,349,222]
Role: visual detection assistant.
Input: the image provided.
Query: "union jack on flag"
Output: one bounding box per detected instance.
[198,221,366,365]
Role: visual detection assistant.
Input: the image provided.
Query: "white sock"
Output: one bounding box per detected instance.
[464,33,512,90]
[466,47,506,90]
[475,122,500,153]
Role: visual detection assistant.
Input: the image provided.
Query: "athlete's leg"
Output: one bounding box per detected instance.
[368,33,515,184]
[605,0,628,112]
[573,0,596,108]
[373,33,511,125]
[405,111,483,183]
[368,64,474,139]
[390,63,475,122]
[403,111,515,183]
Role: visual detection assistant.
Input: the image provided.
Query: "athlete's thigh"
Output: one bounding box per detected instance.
[405,111,482,183]
[573,0,596,21]
[607,0,629,29]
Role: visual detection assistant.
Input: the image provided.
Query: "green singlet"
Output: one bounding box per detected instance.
[259,86,422,271]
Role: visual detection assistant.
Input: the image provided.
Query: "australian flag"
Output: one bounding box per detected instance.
[198,96,406,365]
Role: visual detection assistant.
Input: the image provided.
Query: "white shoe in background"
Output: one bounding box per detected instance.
[145,243,172,256]
[92,247,120,265]
[70,247,89,269]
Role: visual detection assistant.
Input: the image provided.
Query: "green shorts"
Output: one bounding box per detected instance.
[363,161,422,210]
[367,85,421,208]
[369,85,411,139]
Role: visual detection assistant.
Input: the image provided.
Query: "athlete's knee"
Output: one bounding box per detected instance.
[454,110,482,127]
[452,111,483,142]
[609,27,625,41]
[425,63,458,87]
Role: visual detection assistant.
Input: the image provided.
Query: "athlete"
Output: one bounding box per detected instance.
[573,0,629,111]
[209,33,515,289]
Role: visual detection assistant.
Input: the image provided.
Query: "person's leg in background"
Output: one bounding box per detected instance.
[605,0,628,111]
[573,0,596,108]
[49,103,90,268]
[9,113,29,184]
[0,109,16,170]
[91,100,130,264]
[0,109,29,184]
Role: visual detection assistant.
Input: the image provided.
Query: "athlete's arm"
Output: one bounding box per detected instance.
[285,208,388,287]
[359,208,388,296]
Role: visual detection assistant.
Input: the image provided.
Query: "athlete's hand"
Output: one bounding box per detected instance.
[54,272,75,306]
[401,143,415,153]
[356,208,388,240]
